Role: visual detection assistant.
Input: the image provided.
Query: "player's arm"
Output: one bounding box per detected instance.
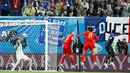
[105,40,109,48]
[21,37,27,49]
[61,36,67,44]
[93,34,99,42]
[61,37,66,41]
[78,32,86,36]
[14,44,18,51]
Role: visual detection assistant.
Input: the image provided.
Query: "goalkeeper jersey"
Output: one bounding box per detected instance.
[14,44,24,55]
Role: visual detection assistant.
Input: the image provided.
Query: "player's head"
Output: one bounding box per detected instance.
[70,30,74,35]
[87,26,93,32]
[112,30,115,34]
[16,36,22,43]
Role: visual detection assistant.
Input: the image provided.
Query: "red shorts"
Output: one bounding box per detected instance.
[83,43,95,51]
[62,45,72,55]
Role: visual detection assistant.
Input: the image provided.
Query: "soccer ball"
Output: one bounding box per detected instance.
[10,63,14,68]
[23,33,27,38]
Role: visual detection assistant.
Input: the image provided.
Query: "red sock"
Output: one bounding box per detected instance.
[81,54,85,63]
[70,56,74,65]
[93,55,97,63]
[61,55,66,64]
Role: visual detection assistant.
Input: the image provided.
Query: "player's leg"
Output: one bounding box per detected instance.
[104,46,111,68]
[68,48,75,68]
[81,44,87,66]
[110,53,115,67]
[109,46,115,67]
[91,50,97,64]
[90,43,98,65]
[81,43,89,66]
[81,50,85,65]
[11,56,21,71]
[69,55,75,68]
[57,46,67,72]
[60,45,67,67]
[22,55,32,71]
[60,54,66,67]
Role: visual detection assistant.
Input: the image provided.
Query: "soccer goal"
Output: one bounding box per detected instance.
[0,20,59,71]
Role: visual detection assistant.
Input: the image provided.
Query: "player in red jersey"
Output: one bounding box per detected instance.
[58,30,75,71]
[78,26,99,67]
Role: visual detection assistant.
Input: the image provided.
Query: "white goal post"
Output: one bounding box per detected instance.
[0,20,58,71]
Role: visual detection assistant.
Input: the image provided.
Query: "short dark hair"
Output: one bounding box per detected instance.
[123,38,126,41]
[70,30,74,34]
[112,30,115,33]
[87,26,93,32]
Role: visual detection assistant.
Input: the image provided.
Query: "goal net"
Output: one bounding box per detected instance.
[0,20,60,71]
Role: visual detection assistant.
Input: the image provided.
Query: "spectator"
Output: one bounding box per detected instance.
[114,4,123,17]
[122,5,129,17]
[36,6,46,16]
[56,0,64,10]
[87,2,97,16]
[32,0,41,16]
[80,0,89,10]
[97,7,105,16]
[46,5,54,16]
[93,0,101,11]
[127,1,130,16]
[1,0,10,16]
[104,4,113,16]
[122,38,128,54]
[50,0,56,15]
[67,5,77,16]
[55,2,61,16]
[32,0,39,8]
[43,0,49,9]
[23,4,36,16]
[77,5,81,16]
[21,0,28,15]
[61,5,68,16]
[80,5,86,16]
[73,0,80,9]
[73,0,80,16]
[9,0,20,16]
[110,0,119,17]
[100,1,106,10]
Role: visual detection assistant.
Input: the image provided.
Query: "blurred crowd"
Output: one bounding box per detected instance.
[0,0,130,17]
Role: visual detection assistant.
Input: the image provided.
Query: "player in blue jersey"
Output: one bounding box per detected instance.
[104,30,116,68]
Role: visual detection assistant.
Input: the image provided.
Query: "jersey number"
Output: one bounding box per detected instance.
[88,33,93,38]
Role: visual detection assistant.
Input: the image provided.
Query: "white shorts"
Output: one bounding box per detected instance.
[16,54,31,61]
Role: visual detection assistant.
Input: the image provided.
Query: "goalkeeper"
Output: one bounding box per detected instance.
[11,34,32,71]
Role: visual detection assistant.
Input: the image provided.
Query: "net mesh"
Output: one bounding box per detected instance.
[0,20,60,71]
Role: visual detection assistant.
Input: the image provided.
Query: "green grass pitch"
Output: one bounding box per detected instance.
[0,70,127,73]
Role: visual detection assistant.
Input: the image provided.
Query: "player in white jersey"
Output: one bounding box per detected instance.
[11,34,32,71]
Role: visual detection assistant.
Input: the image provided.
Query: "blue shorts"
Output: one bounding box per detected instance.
[105,45,114,54]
